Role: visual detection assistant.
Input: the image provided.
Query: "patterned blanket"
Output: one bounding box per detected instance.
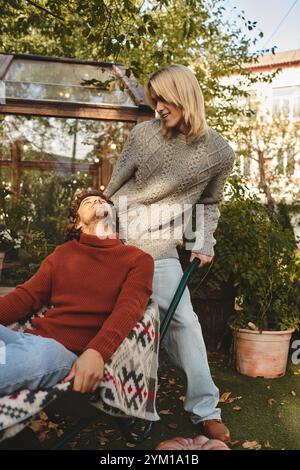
[0,301,160,443]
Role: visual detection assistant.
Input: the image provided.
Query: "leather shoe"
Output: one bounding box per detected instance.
[200,419,230,442]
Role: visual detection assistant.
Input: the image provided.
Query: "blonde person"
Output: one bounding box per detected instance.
[103,65,236,442]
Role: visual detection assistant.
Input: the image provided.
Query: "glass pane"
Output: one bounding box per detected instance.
[0,114,133,167]
[0,114,134,284]
[293,96,300,117]
[272,98,281,116]
[273,86,300,97]
[0,116,12,160]
[4,59,137,107]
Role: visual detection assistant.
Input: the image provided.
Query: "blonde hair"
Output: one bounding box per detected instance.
[145,64,208,143]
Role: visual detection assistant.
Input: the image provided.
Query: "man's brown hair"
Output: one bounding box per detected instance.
[65,190,115,241]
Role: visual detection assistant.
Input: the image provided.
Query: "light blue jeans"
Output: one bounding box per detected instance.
[152,258,221,423]
[0,325,77,396]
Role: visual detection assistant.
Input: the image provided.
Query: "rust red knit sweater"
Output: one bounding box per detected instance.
[0,233,154,363]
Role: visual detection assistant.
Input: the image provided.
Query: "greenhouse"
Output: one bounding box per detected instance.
[0,52,153,193]
[0,52,153,280]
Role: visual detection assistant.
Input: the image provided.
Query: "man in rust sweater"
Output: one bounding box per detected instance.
[0,190,154,396]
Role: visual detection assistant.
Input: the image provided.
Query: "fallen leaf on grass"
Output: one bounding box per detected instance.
[47,421,60,431]
[97,439,109,446]
[68,441,79,450]
[30,420,45,433]
[37,431,47,443]
[167,423,178,429]
[230,440,240,446]
[267,398,277,406]
[219,392,242,404]
[168,379,176,385]
[219,392,232,402]
[228,396,242,403]
[233,406,242,411]
[264,440,273,449]
[39,411,48,421]
[126,442,136,448]
[242,440,262,450]
[96,431,109,446]
[291,390,296,397]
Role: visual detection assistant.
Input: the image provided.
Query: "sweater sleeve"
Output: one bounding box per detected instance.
[84,252,154,363]
[191,147,236,257]
[0,257,52,326]
[103,124,140,199]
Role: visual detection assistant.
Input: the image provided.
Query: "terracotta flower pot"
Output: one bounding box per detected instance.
[232,328,294,378]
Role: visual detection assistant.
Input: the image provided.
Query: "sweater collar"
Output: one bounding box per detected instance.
[79,232,122,248]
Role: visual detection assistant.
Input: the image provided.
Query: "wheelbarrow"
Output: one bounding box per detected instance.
[0,258,201,449]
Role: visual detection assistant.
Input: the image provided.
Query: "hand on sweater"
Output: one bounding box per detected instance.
[63,348,104,394]
[190,252,213,268]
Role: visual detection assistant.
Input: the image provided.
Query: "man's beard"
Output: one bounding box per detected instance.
[95,205,110,220]
[94,205,116,238]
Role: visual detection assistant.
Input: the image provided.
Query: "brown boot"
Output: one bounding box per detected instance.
[200,419,231,443]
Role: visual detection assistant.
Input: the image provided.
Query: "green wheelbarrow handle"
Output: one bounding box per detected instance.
[159,257,200,342]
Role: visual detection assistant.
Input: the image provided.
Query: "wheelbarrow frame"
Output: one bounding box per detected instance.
[1,258,200,449]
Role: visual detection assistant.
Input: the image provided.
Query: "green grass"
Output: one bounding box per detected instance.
[210,356,300,450]
[55,352,299,450]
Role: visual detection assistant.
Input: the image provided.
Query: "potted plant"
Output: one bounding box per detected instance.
[194,176,300,378]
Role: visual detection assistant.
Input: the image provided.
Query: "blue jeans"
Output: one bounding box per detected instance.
[0,325,77,396]
[152,258,221,423]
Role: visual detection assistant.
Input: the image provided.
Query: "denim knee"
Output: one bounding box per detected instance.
[0,334,77,395]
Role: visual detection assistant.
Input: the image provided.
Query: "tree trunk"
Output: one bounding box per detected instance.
[257,149,276,207]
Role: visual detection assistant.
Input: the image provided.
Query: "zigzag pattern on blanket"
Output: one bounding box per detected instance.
[0,301,160,443]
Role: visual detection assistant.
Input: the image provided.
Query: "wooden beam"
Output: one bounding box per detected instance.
[0,159,98,173]
[0,52,121,68]
[0,55,13,80]
[101,158,113,188]
[0,99,153,122]
[10,141,21,200]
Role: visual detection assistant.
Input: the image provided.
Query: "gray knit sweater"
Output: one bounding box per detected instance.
[104,118,236,260]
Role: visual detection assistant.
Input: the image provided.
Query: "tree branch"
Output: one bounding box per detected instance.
[24,0,64,21]
[248,155,259,162]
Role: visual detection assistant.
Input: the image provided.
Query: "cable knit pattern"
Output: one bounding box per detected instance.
[104,118,236,259]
